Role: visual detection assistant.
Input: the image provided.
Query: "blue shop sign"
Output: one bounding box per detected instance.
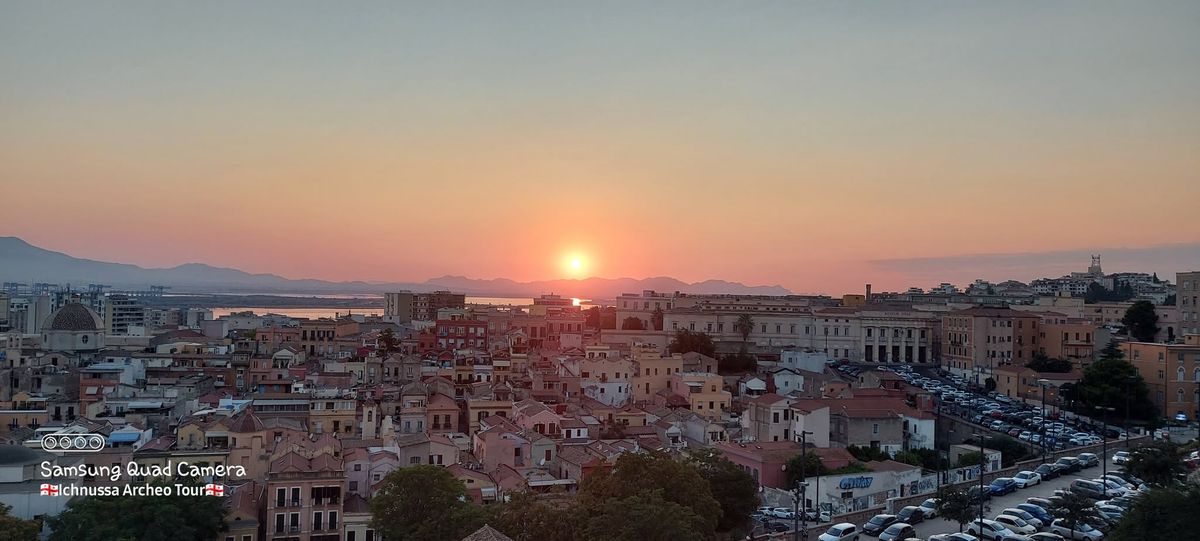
[839,476,873,490]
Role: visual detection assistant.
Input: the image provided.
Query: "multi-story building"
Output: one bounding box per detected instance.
[266,436,345,541]
[434,318,488,350]
[942,307,1040,383]
[102,294,144,335]
[615,290,676,330]
[743,393,795,442]
[664,372,730,419]
[1122,336,1200,421]
[384,291,466,323]
[1179,271,1200,337]
[858,305,940,363]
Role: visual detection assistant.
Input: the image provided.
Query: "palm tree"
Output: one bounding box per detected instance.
[734,314,754,346]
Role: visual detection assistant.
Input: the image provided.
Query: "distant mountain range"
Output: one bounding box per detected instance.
[0,237,792,298]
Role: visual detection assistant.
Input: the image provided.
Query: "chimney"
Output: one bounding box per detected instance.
[865,284,872,303]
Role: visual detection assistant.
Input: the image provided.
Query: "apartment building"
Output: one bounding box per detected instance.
[1123,336,1200,421]
[942,307,1041,382]
[384,291,466,323]
[266,437,345,541]
[1179,271,1200,337]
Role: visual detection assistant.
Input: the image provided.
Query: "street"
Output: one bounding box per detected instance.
[908,454,1122,539]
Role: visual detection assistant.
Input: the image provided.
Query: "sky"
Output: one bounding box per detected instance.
[2,1,1199,295]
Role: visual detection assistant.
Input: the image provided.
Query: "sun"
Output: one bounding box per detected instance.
[562,253,589,277]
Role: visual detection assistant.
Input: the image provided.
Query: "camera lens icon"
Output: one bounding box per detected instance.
[41,433,106,453]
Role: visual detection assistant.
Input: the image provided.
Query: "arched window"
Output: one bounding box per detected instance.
[1177,388,1185,403]
[1177,366,1186,381]
[1194,367,1200,383]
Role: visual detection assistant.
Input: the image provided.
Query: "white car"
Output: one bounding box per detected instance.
[994,514,1038,535]
[1000,508,1044,529]
[930,535,980,541]
[919,497,940,518]
[1111,451,1131,465]
[817,522,860,541]
[1048,519,1104,541]
[1013,470,1042,488]
[769,507,796,519]
[967,518,1015,540]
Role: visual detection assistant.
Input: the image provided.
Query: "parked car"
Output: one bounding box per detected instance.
[1070,479,1108,500]
[1028,534,1066,541]
[968,485,993,504]
[762,522,791,533]
[1111,451,1131,465]
[879,522,916,541]
[919,498,940,518]
[1000,507,1044,528]
[1054,457,1083,474]
[1015,503,1053,525]
[990,477,1019,496]
[1013,471,1042,488]
[1094,504,1124,525]
[1025,497,1055,510]
[1077,453,1100,468]
[1035,464,1061,480]
[1048,519,1104,541]
[967,518,1016,540]
[770,507,796,519]
[862,514,898,536]
[930,534,981,541]
[994,514,1038,535]
[896,506,926,525]
[1094,478,1131,497]
[818,522,860,541]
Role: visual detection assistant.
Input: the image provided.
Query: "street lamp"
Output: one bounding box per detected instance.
[1095,406,1115,498]
[1038,379,1051,464]
[793,430,815,541]
[1123,376,1136,450]
[975,429,985,535]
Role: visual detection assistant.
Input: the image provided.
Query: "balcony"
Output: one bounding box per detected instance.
[311,497,340,506]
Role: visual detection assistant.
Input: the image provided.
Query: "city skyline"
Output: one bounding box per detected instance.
[4,2,1199,294]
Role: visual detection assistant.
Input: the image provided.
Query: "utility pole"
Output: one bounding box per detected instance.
[1038,379,1050,464]
[1096,406,1114,497]
[794,430,814,541]
[977,430,986,535]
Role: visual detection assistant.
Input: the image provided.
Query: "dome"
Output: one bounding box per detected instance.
[44,303,103,332]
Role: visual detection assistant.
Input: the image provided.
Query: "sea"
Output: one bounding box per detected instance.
[206,296,590,319]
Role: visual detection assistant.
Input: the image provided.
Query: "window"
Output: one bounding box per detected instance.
[872,423,879,434]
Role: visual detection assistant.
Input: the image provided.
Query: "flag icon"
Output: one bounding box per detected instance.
[40,484,60,496]
[203,483,225,496]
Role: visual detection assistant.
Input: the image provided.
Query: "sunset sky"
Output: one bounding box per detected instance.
[3,2,1199,295]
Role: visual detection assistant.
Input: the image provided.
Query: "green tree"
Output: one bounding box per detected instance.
[377,327,400,357]
[784,452,830,485]
[893,448,947,471]
[955,451,984,468]
[0,503,38,541]
[982,435,1031,467]
[984,377,997,393]
[668,329,716,357]
[1074,356,1156,421]
[621,317,646,330]
[581,493,709,541]
[651,306,664,331]
[488,492,579,541]
[1048,491,1101,539]
[719,348,757,374]
[1107,487,1199,541]
[1126,441,1187,487]
[1099,339,1124,360]
[1026,352,1074,373]
[685,448,759,532]
[370,465,485,541]
[1122,300,1160,342]
[734,314,755,346]
[846,445,891,462]
[47,480,226,541]
[579,452,720,536]
[935,488,976,533]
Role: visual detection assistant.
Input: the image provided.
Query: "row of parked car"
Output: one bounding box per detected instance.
[815,448,1149,541]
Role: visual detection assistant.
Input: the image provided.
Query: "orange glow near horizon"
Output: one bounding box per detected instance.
[562,252,589,279]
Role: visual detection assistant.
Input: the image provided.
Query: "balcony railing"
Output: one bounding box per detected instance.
[311,497,340,506]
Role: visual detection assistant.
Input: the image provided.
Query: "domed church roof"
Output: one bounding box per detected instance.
[44,303,103,332]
